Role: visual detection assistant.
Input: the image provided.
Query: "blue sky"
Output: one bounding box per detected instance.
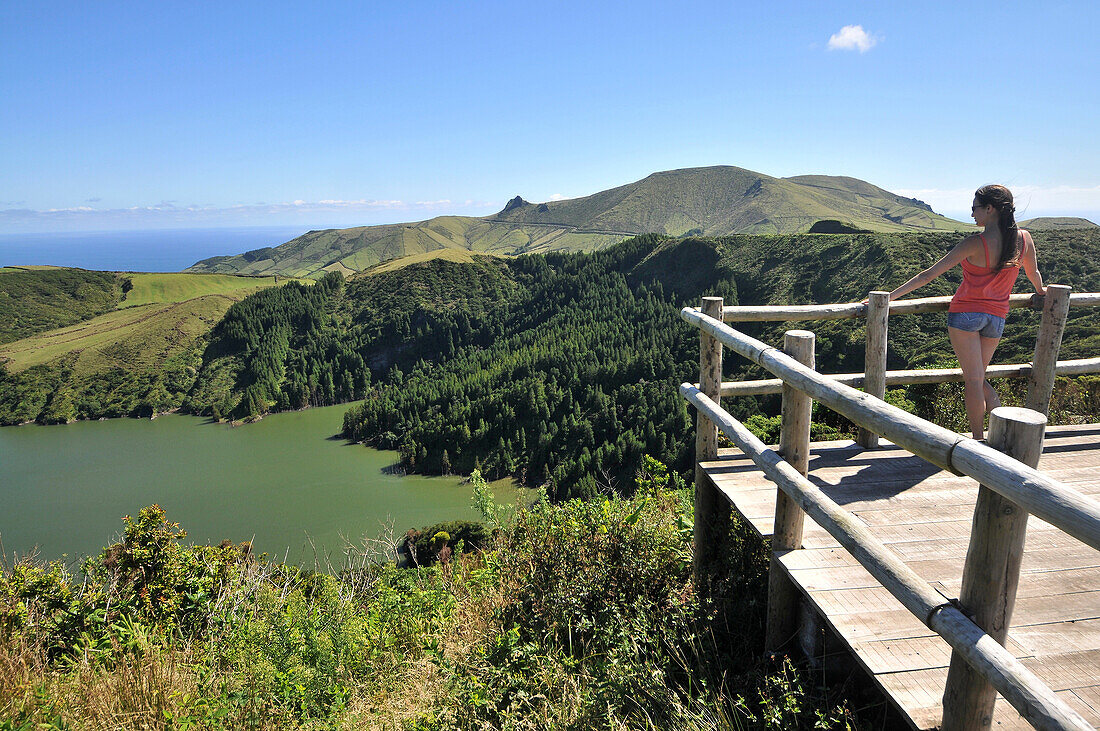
[2,1,1098,233]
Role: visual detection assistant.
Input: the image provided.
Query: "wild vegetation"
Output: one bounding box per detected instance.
[2,464,878,730]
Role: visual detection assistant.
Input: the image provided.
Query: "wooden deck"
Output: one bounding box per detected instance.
[702,422,1100,730]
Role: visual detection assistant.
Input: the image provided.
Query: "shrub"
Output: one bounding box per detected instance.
[1,505,248,665]
[0,560,82,654]
[82,504,243,636]
[403,520,493,566]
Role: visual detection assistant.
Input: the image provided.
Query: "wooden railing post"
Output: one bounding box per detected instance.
[1026,284,1071,415]
[942,406,1047,730]
[694,297,728,585]
[765,329,815,655]
[858,291,889,448]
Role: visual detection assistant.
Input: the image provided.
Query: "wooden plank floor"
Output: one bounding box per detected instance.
[702,423,1100,730]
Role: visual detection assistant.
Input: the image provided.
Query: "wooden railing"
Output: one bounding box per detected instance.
[679,288,1100,731]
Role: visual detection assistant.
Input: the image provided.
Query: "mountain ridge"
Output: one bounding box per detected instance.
[185,165,972,278]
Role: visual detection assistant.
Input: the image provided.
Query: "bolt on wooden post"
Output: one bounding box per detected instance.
[858,291,889,449]
[694,297,729,586]
[765,329,815,655]
[1026,284,1071,416]
[941,407,1047,731]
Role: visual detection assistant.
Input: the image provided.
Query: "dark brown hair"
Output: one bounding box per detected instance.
[975,184,1020,271]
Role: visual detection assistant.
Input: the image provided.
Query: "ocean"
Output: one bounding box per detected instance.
[0,227,308,272]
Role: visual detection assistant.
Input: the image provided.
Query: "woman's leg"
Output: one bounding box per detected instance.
[980,335,1002,412]
[949,326,991,439]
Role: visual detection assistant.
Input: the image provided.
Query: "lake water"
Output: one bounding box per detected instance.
[0,404,528,565]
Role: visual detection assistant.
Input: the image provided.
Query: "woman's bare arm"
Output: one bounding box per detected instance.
[1020,230,1046,294]
[887,236,982,300]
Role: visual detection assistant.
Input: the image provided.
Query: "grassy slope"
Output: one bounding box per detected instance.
[0,272,293,423]
[186,166,972,278]
[1,296,236,373]
[363,247,496,275]
[497,167,968,236]
[119,272,284,308]
[188,218,625,279]
[1,272,288,373]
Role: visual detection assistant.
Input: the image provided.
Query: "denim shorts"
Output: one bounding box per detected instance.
[947,311,1006,338]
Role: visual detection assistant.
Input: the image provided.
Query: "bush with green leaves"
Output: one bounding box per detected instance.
[403,519,494,567]
[82,504,243,636]
[0,559,84,656]
[1,505,244,663]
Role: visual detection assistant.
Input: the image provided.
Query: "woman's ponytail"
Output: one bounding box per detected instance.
[975,184,1020,271]
[997,206,1020,270]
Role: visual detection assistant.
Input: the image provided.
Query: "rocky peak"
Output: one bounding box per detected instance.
[501,195,530,213]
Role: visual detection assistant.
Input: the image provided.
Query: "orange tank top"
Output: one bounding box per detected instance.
[949,233,1023,318]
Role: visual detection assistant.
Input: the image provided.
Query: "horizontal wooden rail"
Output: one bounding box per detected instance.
[712,357,1100,397]
[721,292,1100,323]
[680,307,1100,552]
[679,384,1091,731]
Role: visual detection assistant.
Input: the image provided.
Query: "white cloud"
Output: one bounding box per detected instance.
[828,25,878,53]
[44,205,97,212]
[549,193,566,201]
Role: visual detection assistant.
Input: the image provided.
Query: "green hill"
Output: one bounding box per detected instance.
[0,271,291,423]
[117,272,291,308]
[1020,216,1099,230]
[185,165,971,278]
[492,168,965,236]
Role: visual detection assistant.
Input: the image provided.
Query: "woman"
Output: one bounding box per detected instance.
[882,185,1045,440]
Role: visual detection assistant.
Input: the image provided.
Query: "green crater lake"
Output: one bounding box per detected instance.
[0,404,529,564]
